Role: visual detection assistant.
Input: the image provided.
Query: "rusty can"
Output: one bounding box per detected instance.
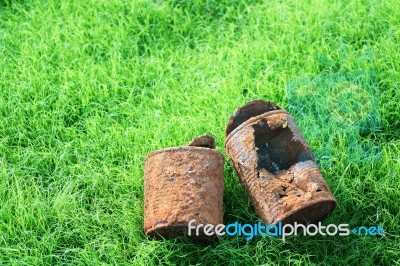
[144,135,224,238]
[225,100,336,225]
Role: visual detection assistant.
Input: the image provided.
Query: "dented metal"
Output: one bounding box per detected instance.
[225,100,336,225]
[144,134,224,238]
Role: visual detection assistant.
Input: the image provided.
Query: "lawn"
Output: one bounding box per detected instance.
[0,0,399,265]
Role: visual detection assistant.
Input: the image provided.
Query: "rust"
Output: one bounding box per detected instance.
[144,134,224,238]
[225,100,336,225]
[188,134,216,149]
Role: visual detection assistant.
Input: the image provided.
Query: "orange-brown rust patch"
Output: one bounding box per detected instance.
[225,100,336,225]
[144,135,224,239]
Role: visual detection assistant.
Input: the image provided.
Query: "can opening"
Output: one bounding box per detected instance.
[226,100,281,136]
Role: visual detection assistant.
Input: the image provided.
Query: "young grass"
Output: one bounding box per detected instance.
[0,0,399,264]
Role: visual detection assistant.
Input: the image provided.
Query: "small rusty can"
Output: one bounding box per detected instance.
[144,135,224,238]
[225,100,336,225]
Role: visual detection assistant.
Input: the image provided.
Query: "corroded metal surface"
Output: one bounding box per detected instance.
[144,135,224,238]
[225,100,336,225]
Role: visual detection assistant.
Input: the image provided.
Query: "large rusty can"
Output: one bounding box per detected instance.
[225,100,336,225]
[144,135,224,238]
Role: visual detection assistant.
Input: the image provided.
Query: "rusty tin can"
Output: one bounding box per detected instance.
[144,135,224,238]
[225,100,336,225]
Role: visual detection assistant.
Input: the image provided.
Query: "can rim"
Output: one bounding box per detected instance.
[225,109,290,146]
[145,146,225,162]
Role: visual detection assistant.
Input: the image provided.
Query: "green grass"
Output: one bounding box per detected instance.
[1,0,399,265]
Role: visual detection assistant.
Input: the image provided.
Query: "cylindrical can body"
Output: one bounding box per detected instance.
[144,146,224,238]
[225,100,336,225]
